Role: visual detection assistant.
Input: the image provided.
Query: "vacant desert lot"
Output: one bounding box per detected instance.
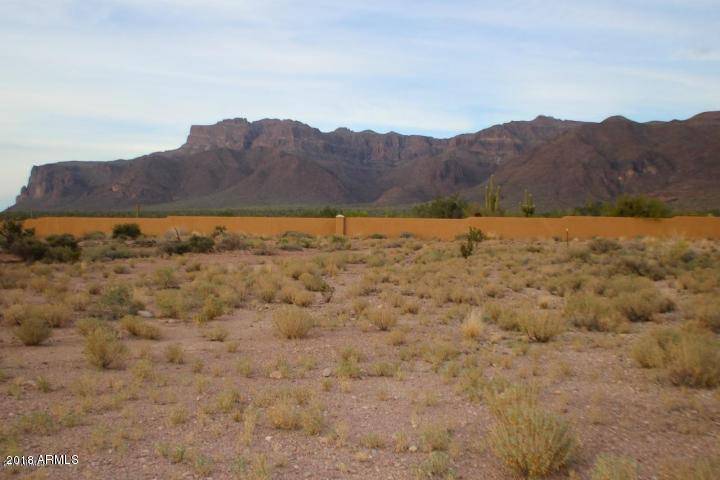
[1,232,719,479]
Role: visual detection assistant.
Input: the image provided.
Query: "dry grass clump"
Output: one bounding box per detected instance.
[299,272,328,292]
[84,328,128,369]
[152,267,179,289]
[3,304,72,328]
[518,311,566,342]
[194,296,224,324]
[154,289,191,319]
[164,344,185,364]
[75,317,113,337]
[419,424,452,452]
[632,327,720,388]
[686,295,720,333]
[202,325,228,342]
[93,284,142,320]
[564,293,627,333]
[613,288,674,322]
[360,432,385,449]
[488,384,576,478]
[336,347,363,379]
[278,286,314,307]
[120,315,161,340]
[591,454,637,480]
[272,306,314,339]
[416,451,454,479]
[662,455,720,480]
[482,302,522,331]
[14,317,52,346]
[461,309,485,340]
[366,307,398,331]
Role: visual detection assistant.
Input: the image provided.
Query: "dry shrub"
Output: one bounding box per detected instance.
[299,272,328,292]
[488,384,575,478]
[662,455,720,480]
[267,399,300,430]
[461,309,485,340]
[76,317,113,337]
[591,454,637,480]
[665,332,720,388]
[687,295,720,333]
[93,283,142,320]
[164,344,185,364]
[153,267,179,289]
[632,327,720,388]
[4,304,72,328]
[519,311,566,342]
[419,424,451,452]
[195,296,224,324]
[416,452,454,479]
[15,317,52,346]
[273,306,314,339]
[279,286,313,307]
[84,328,128,369]
[202,325,228,342]
[564,293,627,332]
[3,304,25,326]
[366,307,398,331]
[613,290,674,322]
[155,289,190,319]
[255,276,280,303]
[120,316,161,340]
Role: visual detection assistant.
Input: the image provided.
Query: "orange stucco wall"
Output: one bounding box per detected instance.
[22,215,720,240]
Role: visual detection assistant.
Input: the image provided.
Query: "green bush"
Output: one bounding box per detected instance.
[413,195,468,219]
[606,195,671,218]
[160,235,215,255]
[92,284,142,319]
[0,218,80,263]
[112,223,141,239]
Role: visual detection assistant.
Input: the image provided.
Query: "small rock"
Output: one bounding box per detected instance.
[269,370,283,379]
[138,310,154,318]
[265,436,272,442]
[408,445,418,452]
[322,368,333,377]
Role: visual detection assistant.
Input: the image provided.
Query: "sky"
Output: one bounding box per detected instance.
[1,0,719,209]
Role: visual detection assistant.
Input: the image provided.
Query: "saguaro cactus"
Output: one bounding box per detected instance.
[484,175,501,214]
[520,190,535,217]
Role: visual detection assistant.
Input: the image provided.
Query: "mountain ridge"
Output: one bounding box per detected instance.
[11,112,720,212]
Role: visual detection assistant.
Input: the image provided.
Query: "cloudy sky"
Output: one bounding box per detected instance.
[1,0,719,209]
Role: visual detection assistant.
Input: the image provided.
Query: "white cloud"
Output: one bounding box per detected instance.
[1,0,719,209]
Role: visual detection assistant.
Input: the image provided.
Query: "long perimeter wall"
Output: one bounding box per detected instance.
[22,215,720,240]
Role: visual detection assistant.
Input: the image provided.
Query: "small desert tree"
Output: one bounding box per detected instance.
[520,190,535,217]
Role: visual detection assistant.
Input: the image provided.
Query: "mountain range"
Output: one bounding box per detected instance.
[11,111,720,212]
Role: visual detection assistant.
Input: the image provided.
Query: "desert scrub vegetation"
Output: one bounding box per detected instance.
[92,283,143,319]
[461,308,485,340]
[591,454,637,480]
[84,328,128,369]
[112,223,142,239]
[365,306,398,331]
[14,317,52,345]
[518,310,566,342]
[564,293,627,332]
[632,327,720,388]
[119,315,161,340]
[488,384,576,478]
[272,306,314,339]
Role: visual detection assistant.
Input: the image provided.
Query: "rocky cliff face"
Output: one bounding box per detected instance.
[12,112,720,211]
